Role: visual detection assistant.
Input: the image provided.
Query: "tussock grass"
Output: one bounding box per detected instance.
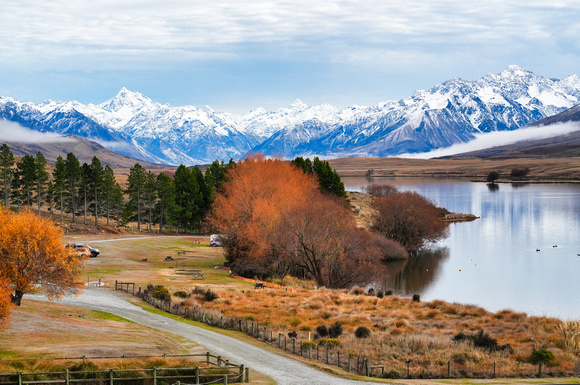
[171,285,578,377]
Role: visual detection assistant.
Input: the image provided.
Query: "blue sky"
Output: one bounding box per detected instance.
[1,0,579,113]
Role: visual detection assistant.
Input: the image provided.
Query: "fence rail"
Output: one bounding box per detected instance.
[116,283,554,380]
[0,354,248,385]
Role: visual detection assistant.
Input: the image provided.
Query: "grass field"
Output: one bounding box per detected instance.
[47,234,580,380]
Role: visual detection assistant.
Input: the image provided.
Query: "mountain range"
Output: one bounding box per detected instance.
[1,65,579,166]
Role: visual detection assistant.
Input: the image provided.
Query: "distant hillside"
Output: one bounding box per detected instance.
[3,135,168,169]
[444,104,580,159]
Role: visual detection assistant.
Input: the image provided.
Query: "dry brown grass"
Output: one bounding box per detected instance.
[173,286,579,378]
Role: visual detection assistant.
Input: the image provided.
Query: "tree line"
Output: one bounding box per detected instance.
[0,144,235,232]
[210,155,448,288]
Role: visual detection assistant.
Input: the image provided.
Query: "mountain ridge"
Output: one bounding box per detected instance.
[1,65,580,165]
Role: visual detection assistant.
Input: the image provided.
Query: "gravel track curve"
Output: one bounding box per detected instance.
[27,289,385,385]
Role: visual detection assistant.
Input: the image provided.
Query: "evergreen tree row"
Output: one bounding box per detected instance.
[0,144,233,232]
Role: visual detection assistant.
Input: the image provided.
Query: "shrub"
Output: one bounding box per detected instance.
[152,285,171,301]
[377,291,384,298]
[288,331,297,339]
[318,338,341,348]
[487,171,500,183]
[350,286,366,295]
[301,341,316,350]
[384,370,400,379]
[385,289,393,296]
[472,330,498,351]
[328,321,343,338]
[203,289,218,302]
[316,324,329,338]
[530,349,555,364]
[412,294,421,302]
[510,167,530,178]
[173,291,188,298]
[453,330,498,351]
[355,326,371,339]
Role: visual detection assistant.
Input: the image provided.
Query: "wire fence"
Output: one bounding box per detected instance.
[0,354,248,385]
[116,282,560,380]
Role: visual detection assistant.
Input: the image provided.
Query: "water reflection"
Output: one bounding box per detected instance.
[380,247,449,295]
[343,177,580,319]
[486,183,499,192]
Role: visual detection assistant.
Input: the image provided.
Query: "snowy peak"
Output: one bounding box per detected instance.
[2,66,580,165]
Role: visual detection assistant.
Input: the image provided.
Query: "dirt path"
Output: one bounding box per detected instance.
[27,289,384,385]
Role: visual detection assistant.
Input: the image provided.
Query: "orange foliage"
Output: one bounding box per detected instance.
[0,277,11,328]
[210,155,387,288]
[210,155,317,273]
[370,190,448,252]
[0,208,87,306]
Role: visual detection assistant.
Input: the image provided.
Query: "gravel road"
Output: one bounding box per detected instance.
[27,289,384,385]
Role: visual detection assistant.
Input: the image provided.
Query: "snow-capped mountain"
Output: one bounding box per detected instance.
[1,65,579,165]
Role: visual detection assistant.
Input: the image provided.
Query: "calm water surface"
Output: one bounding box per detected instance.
[343,177,580,320]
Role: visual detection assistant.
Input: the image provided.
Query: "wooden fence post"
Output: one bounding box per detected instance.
[109,369,114,385]
[153,367,157,385]
[493,361,496,378]
[538,362,543,377]
[364,359,370,377]
[223,374,228,385]
[244,367,249,383]
[217,355,222,367]
[308,345,312,359]
[278,333,282,348]
[448,361,450,378]
[195,367,199,384]
[18,372,22,385]
[337,351,340,367]
[326,347,330,363]
[66,369,70,385]
[206,352,210,364]
[347,355,352,372]
[293,338,296,354]
[284,336,287,351]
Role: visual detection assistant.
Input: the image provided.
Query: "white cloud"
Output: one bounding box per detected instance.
[0,119,73,143]
[401,122,580,159]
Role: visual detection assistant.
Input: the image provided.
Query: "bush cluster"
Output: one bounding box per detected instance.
[453,330,498,351]
[354,326,371,339]
[145,284,171,301]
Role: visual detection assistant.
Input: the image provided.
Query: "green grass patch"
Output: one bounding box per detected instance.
[90,310,134,323]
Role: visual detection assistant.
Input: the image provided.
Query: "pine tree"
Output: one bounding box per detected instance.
[90,157,104,226]
[143,171,157,231]
[156,172,176,233]
[101,165,116,226]
[174,165,201,233]
[16,155,36,207]
[64,153,82,224]
[81,163,92,225]
[0,144,15,208]
[127,163,146,231]
[34,152,49,215]
[52,156,67,224]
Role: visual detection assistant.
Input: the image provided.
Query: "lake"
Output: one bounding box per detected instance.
[343,177,580,320]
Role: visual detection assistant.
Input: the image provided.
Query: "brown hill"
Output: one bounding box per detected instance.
[4,135,168,169]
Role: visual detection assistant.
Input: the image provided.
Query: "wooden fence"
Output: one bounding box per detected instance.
[116,284,550,380]
[0,353,248,385]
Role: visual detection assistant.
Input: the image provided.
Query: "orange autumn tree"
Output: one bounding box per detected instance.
[0,208,87,306]
[210,155,389,288]
[210,155,317,277]
[0,277,11,328]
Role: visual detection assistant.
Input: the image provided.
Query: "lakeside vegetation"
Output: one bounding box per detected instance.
[2,147,580,381]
